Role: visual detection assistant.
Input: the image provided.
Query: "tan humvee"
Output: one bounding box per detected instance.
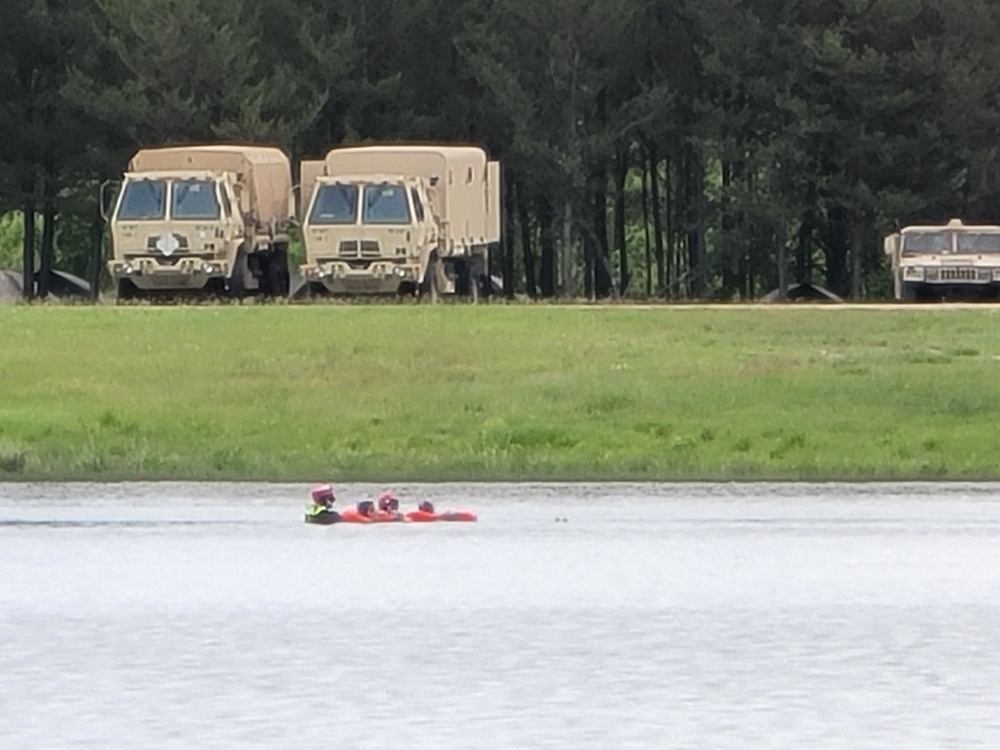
[107,145,293,299]
[884,218,1000,300]
[299,145,501,299]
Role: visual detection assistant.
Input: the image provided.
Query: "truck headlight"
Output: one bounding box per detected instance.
[991,268,1000,281]
[903,266,925,280]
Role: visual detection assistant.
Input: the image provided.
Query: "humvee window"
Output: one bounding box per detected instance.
[172,179,221,220]
[902,232,950,254]
[363,184,411,224]
[117,179,166,220]
[310,184,358,224]
[956,233,1000,253]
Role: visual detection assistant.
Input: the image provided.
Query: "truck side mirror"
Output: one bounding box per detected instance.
[99,179,121,221]
[883,234,899,256]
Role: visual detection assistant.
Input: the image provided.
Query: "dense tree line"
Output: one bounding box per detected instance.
[3,0,1000,300]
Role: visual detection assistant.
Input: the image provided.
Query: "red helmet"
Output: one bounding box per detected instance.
[418,501,435,514]
[378,491,399,512]
[311,484,335,504]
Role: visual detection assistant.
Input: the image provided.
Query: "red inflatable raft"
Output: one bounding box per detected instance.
[338,510,406,524]
[404,509,478,523]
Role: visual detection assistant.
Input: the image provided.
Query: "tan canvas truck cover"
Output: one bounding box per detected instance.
[129,145,292,229]
[323,146,500,250]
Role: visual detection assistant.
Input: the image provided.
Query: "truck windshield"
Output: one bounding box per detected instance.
[363,184,411,224]
[172,179,220,220]
[956,233,1000,253]
[117,179,167,220]
[310,184,358,224]
[902,232,950,254]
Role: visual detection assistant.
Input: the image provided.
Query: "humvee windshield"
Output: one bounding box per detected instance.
[310,184,358,225]
[117,179,167,220]
[902,232,950,254]
[363,184,411,224]
[172,179,220,220]
[956,233,1000,253]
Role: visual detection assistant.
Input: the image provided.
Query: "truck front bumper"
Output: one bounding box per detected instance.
[108,257,230,290]
[301,261,421,294]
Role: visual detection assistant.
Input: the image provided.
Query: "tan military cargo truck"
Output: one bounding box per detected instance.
[107,145,293,299]
[884,218,1000,300]
[299,145,500,299]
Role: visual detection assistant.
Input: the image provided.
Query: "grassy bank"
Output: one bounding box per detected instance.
[2,303,999,481]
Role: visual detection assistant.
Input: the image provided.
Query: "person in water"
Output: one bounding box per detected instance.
[378,490,400,514]
[356,500,376,517]
[310,484,336,511]
[418,500,435,514]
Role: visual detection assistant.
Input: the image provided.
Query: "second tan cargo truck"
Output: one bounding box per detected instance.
[299,145,500,299]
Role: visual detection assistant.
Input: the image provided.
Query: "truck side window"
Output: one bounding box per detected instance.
[410,188,425,222]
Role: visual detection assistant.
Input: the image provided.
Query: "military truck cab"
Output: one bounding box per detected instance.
[301,174,440,295]
[108,145,293,300]
[885,218,1000,301]
[299,145,500,300]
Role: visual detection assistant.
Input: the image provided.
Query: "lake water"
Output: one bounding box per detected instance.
[2,482,1000,748]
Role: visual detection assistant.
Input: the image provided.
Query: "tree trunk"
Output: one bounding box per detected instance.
[777,221,788,301]
[502,170,516,299]
[561,195,573,298]
[517,181,536,298]
[613,147,628,296]
[850,210,863,299]
[684,142,707,298]
[646,140,666,297]
[796,211,814,285]
[582,206,594,301]
[825,205,851,298]
[22,194,36,302]
[537,193,557,298]
[38,175,56,299]
[640,153,652,298]
[664,148,675,298]
[593,174,612,299]
[89,196,104,302]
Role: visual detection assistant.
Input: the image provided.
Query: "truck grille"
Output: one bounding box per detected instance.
[339,240,382,258]
[939,267,976,281]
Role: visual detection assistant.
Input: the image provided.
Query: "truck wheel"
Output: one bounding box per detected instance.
[264,245,290,298]
[116,278,137,303]
[454,258,473,297]
[229,247,248,299]
[900,281,920,302]
[420,254,442,304]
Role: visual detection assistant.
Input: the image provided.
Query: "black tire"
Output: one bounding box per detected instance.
[900,281,920,302]
[454,258,474,297]
[116,278,137,303]
[420,253,442,303]
[263,245,290,298]
[477,270,493,300]
[228,247,248,299]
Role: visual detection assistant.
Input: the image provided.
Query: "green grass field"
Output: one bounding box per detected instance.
[2,303,1000,481]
